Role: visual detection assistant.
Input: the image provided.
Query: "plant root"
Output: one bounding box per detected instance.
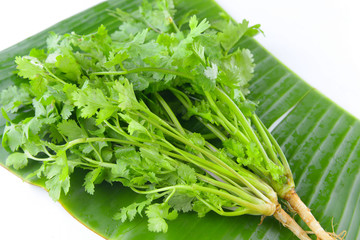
[305,231,346,240]
[273,206,312,240]
[305,218,347,240]
[259,215,266,225]
[284,189,336,240]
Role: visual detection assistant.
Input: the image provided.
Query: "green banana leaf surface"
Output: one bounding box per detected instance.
[1,0,359,239]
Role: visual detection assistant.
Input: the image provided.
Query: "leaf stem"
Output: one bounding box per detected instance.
[154,92,186,135]
[213,87,277,173]
[204,91,249,144]
[91,67,194,80]
[196,174,264,205]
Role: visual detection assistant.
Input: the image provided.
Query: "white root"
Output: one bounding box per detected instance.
[273,206,312,240]
[284,189,334,240]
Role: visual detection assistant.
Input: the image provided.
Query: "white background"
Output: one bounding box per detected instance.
[0,0,359,239]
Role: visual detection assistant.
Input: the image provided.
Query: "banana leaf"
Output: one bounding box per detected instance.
[1,0,359,239]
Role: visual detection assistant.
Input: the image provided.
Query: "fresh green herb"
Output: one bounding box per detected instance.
[0,1,334,239]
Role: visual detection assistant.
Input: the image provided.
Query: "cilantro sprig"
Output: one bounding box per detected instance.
[0,1,332,239]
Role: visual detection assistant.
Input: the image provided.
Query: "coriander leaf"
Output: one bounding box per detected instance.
[148,217,168,233]
[0,86,31,113]
[168,193,194,212]
[245,24,263,37]
[111,160,130,179]
[218,19,249,52]
[6,152,28,170]
[15,56,44,80]
[145,203,178,233]
[223,138,245,159]
[55,54,82,81]
[22,117,43,138]
[44,151,70,201]
[46,32,61,51]
[32,99,46,117]
[15,56,49,96]
[104,51,129,69]
[49,125,64,143]
[114,203,137,222]
[30,76,48,97]
[188,16,210,38]
[23,141,43,156]
[57,120,87,141]
[3,124,23,151]
[192,41,205,63]
[45,174,70,201]
[72,87,116,123]
[83,168,103,195]
[29,48,47,62]
[60,104,74,120]
[177,164,197,184]
[112,80,140,110]
[113,197,153,222]
[192,199,211,217]
[219,48,255,90]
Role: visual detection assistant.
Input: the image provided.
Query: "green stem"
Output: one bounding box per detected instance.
[154,92,186,135]
[44,66,66,84]
[169,88,228,142]
[106,119,234,185]
[169,16,180,33]
[144,112,273,202]
[80,156,116,168]
[91,67,194,80]
[257,116,292,177]
[163,189,176,204]
[194,193,252,216]
[160,139,229,178]
[198,118,228,142]
[130,185,192,194]
[192,185,274,215]
[251,115,281,166]
[169,87,193,108]
[213,88,274,171]
[201,132,219,140]
[65,137,138,150]
[196,174,264,205]
[131,184,273,215]
[204,91,249,144]
[24,150,54,162]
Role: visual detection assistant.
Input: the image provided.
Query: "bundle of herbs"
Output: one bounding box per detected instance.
[0,1,337,239]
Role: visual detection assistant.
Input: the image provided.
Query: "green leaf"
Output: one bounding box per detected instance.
[114,198,153,222]
[217,19,249,52]
[3,124,23,151]
[55,54,82,81]
[57,120,87,141]
[168,193,194,212]
[188,15,210,38]
[60,104,74,120]
[44,151,70,201]
[32,99,46,117]
[146,203,178,233]
[29,48,47,62]
[15,56,44,80]
[219,48,255,90]
[83,168,103,195]
[0,86,31,113]
[104,51,129,68]
[72,87,116,123]
[177,164,197,184]
[6,152,28,170]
